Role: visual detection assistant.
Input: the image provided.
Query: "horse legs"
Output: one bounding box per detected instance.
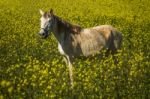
[65,55,74,89]
[63,57,68,64]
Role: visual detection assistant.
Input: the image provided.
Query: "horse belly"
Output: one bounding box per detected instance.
[79,32,106,56]
[81,40,105,56]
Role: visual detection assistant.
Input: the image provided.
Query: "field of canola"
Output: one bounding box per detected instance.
[0,0,150,98]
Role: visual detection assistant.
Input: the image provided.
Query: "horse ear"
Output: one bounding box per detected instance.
[39,9,44,15]
[49,9,54,15]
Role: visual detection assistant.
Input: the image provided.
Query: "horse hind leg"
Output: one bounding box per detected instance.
[62,56,68,64]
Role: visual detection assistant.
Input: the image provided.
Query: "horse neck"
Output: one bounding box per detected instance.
[52,15,73,43]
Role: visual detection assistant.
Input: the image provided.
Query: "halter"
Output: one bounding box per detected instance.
[41,28,49,33]
[41,17,55,37]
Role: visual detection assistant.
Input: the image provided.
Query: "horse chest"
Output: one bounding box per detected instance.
[57,33,78,56]
[58,43,65,55]
[58,33,66,55]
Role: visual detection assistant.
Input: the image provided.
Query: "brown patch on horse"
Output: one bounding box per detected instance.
[101,29,111,40]
[43,12,49,18]
[95,27,111,41]
[43,9,54,18]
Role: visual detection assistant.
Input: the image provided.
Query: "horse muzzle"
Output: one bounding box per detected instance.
[38,29,49,39]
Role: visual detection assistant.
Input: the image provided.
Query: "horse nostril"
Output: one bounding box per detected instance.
[38,31,48,39]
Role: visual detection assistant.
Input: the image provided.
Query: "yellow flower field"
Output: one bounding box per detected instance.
[0,0,149,98]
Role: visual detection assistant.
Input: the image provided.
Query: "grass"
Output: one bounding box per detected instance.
[0,0,150,98]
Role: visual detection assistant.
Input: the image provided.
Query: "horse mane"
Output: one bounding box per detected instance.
[54,15,82,34]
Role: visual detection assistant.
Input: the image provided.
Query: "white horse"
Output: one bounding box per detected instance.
[38,9,122,88]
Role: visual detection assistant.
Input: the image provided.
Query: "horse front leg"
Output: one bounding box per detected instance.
[65,55,74,89]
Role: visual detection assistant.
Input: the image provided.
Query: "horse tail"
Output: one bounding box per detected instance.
[111,30,123,50]
[106,30,122,52]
